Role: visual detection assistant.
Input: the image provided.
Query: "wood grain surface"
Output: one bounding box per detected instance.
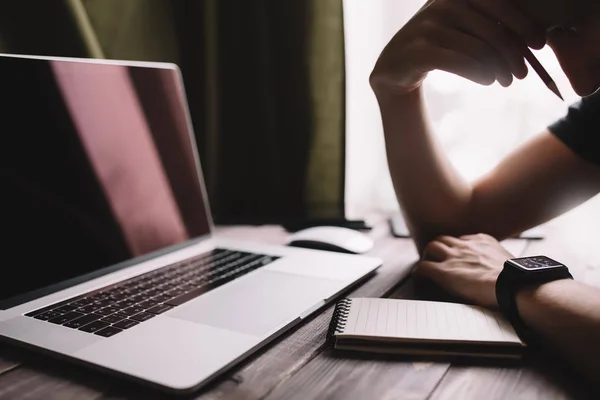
[1,205,599,399]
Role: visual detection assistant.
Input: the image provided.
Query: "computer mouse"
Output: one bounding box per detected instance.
[286,226,374,254]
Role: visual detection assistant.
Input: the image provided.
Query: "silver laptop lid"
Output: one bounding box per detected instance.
[0,54,214,308]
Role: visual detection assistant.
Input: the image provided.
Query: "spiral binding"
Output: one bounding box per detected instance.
[327,298,352,342]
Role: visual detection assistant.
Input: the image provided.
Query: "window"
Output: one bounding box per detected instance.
[343,0,582,218]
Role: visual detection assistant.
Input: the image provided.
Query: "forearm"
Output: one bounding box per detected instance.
[369,0,596,251]
[376,88,473,251]
[517,279,600,385]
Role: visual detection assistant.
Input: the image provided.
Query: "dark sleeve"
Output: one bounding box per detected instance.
[548,91,600,166]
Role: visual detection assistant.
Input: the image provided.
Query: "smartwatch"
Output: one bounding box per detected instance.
[496,256,573,344]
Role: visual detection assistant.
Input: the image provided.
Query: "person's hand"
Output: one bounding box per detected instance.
[414,233,513,309]
[370,0,547,97]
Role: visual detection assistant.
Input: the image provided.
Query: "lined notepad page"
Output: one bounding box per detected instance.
[339,298,522,344]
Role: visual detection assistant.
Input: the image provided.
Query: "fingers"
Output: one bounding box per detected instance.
[458,233,493,241]
[419,46,496,87]
[442,5,528,84]
[422,235,468,260]
[434,235,464,247]
[422,240,454,261]
[468,0,545,49]
[413,260,441,280]
[371,0,543,95]
[428,27,515,86]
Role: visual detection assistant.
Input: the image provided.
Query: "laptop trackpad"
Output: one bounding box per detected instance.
[168,270,345,337]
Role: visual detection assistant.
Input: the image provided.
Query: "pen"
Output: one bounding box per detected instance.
[521,45,564,101]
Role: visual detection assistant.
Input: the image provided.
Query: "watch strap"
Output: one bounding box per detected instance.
[496,263,572,345]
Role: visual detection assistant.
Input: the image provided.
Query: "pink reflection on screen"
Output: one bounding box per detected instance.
[51,61,188,255]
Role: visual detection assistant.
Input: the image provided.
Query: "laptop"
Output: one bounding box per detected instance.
[0,54,381,393]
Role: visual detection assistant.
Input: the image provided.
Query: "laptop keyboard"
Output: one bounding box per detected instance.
[25,249,278,338]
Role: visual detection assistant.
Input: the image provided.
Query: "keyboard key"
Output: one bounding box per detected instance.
[151,294,173,303]
[26,300,74,317]
[92,299,114,308]
[23,250,275,336]
[34,311,63,320]
[106,292,128,301]
[128,294,149,303]
[262,256,278,265]
[69,298,95,308]
[129,312,155,322]
[127,287,144,296]
[113,319,139,330]
[54,305,78,313]
[96,307,119,316]
[48,311,85,325]
[25,305,56,317]
[136,282,154,290]
[88,293,110,301]
[114,300,136,309]
[122,306,145,316]
[165,288,185,297]
[138,300,158,309]
[164,272,182,281]
[114,289,135,297]
[178,284,196,292]
[79,320,110,333]
[158,283,176,290]
[166,285,209,306]
[120,282,139,290]
[100,314,124,324]
[146,304,172,314]
[64,314,101,329]
[95,326,123,338]
[78,304,103,313]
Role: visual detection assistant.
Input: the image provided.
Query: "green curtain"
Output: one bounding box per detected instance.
[306,0,346,220]
[0,0,345,225]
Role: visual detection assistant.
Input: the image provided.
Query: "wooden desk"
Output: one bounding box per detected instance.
[1,203,599,399]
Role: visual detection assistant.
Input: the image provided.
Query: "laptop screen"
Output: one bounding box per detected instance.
[0,56,212,307]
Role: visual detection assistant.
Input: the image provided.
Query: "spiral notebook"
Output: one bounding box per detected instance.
[328,298,526,359]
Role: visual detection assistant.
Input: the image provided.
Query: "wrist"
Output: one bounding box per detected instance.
[516,279,573,315]
[514,279,574,342]
[496,257,573,344]
[369,58,428,100]
[372,82,423,104]
[515,282,543,318]
[373,86,424,132]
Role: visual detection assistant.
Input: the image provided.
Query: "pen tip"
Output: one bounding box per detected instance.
[548,81,564,101]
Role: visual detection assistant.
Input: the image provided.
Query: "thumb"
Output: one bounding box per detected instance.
[413,260,440,279]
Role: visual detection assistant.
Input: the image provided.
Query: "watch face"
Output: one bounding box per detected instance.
[511,256,565,271]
